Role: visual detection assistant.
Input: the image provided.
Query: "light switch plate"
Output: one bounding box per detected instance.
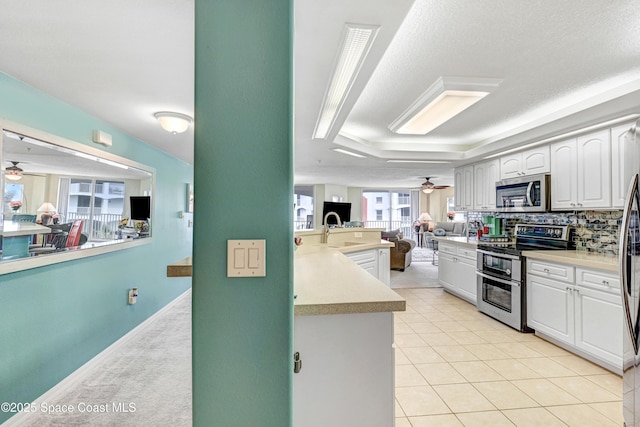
[227,240,266,277]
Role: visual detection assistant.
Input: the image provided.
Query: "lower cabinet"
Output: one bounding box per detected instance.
[437,242,477,304]
[526,258,621,372]
[294,312,395,427]
[344,248,391,287]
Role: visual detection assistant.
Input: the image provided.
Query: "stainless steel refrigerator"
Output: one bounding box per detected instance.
[621,119,640,426]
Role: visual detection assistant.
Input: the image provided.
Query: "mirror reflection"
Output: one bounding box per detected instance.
[1,129,153,261]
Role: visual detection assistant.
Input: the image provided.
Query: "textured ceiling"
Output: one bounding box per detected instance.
[1,1,640,189]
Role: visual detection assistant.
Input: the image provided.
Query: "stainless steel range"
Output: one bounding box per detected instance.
[476,224,575,332]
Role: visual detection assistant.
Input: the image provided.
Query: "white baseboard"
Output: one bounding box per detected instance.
[2,288,191,427]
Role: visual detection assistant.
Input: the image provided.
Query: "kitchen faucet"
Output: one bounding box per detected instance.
[322,211,342,243]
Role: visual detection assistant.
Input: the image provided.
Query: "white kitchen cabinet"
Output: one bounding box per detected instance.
[454,165,474,211]
[612,123,634,208]
[473,159,500,210]
[526,258,621,372]
[345,248,390,287]
[550,130,611,210]
[499,146,550,179]
[437,242,477,304]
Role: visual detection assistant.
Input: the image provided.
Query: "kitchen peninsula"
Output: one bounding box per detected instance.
[167,228,405,427]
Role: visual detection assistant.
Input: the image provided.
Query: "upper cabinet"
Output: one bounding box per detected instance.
[550,129,611,210]
[500,146,550,180]
[473,159,500,211]
[611,123,633,208]
[454,165,474,211]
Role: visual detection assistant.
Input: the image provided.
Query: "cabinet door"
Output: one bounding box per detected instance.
[485,159,500,209]
[611,123,633,208]
[455,256,477,303]
[574,286,622,368]
[438,252,456,292]
[550,139,578,210]
[462,166,474,210]
[377,248,390,287]
[521,146,550,175]
[454,168,464,210]
[576,130,611,208]
[500,154,522,179]
[473,163,487,210]
[526,274,574,344]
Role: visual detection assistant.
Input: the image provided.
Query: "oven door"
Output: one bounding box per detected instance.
[476,271,523,331]
[477,249,521,282]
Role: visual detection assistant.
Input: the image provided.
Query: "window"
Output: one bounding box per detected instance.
[376,209,383,220]
[4,183,24,214]
[376,196,382,204]
[294,185,314,229]
[61,178,125,241]
[362,190,416,236]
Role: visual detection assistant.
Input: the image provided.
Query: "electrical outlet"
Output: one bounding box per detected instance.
[128,288,138,305]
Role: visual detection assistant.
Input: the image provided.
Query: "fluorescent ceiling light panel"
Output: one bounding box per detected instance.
[313,24,380,140]
[332,148,366,158]
[390,77,502,135]
[386,160,451,164]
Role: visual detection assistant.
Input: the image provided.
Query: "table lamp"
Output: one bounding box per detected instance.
[37,202,57,225]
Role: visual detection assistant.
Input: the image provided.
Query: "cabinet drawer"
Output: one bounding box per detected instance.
[438,243,456,255]
[576,267,620,294]
[457,247,476,260]
[527,259,574,283]
[345,250,376,264]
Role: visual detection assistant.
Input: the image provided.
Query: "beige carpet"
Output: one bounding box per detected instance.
[390,249,441,289]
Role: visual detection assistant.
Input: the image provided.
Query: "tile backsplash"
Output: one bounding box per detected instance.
[469,210,622,255]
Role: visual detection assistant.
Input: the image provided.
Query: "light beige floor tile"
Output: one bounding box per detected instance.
[450,361,504,382]
[523,339,573,356]
[409,414,464,427]
[395,416,412,427]
[483,359,542,380]
[455,410,515,426]
[472,381,539,410]
[547,403,619,427]
[396,312,428,323]
[395,386,451,417]
[395,333,429,348]
[396,364,429,387]
[500,329,540,342]
[402,346,447,364]
[493,342,544,358]
[447,331,487,345]
[395,347,412,365]
[432,383,496,413]
[431,321,470,332]
[409,321,444,334]
[502,407,567,427]
[549,376,620,403]
[473,330,517,343]
[415,363,467,385]
[419,332,459,346]
[584,373,623,395]
[458,319,501,332]
[395,399,405,417]
[550,355,610,375]
[421,312,455,322]
[511,378,581,406]
[589,401,624,425]
[432,345,480,362]
[395,321,415,334]
[518,357,577,377]
[464,343,510,360]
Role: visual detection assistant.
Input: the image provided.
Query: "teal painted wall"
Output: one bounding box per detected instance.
[0,72,193,424]
[192,0,293,425]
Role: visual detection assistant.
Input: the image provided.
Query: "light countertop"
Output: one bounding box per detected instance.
[522,250,619,272]
[294,244,405,316]
[432,236,479,249]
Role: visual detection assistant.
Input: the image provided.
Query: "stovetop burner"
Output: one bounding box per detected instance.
[478,224,575,255]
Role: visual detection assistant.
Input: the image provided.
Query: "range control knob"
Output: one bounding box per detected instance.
[505,269,511,275]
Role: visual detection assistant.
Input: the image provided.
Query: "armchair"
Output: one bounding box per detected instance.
[423,222,466,249]
[382,229,417,271]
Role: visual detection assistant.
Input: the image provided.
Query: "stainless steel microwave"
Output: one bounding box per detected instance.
[495,174,550,212]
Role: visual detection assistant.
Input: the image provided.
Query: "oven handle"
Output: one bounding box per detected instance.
[476,271,521,287]
[476,249,520,260]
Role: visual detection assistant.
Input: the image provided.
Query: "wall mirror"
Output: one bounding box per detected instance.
[1,124,154,264]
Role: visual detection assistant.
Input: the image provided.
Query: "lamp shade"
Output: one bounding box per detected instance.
[37,202,57,213]
[419,212,432,222]
[154,112,193,134]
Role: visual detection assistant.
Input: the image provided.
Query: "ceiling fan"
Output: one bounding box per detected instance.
[419,177,450,194]
[5,161,24,181]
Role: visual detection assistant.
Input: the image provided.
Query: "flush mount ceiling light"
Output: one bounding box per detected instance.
[386,160,451,164]
[313,23,380,140]
[332,148,367,158]
[389,77,502,135]
[5,161,23,181]
[154,112,193,134]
